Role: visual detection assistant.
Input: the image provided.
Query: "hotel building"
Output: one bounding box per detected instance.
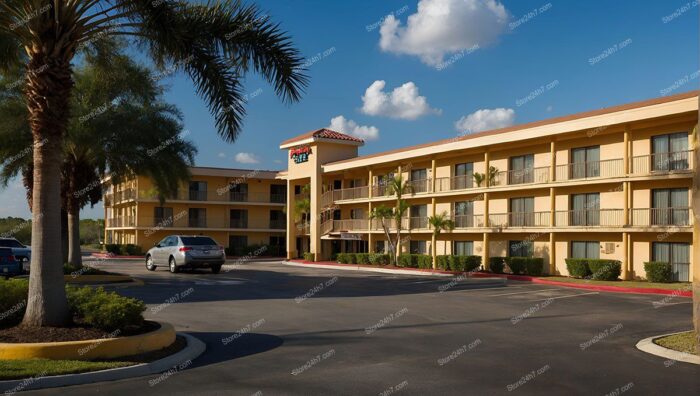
[105,91,698,281]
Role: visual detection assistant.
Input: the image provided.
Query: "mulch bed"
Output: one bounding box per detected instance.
[0,321,160,343]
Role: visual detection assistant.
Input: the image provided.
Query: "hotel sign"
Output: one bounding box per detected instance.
[290,146,312,164]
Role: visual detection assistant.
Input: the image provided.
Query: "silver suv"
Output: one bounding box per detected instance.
[146,235,226,274]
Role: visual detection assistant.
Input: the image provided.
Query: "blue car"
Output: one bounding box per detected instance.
[0,248,22,277]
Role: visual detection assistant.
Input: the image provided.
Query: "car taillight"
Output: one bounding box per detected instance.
[179,247,192,252]
[217,246,225,251]
[8,256,15,262]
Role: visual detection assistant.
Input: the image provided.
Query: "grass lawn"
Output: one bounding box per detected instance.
[654,331,699,355]
[543,276,691,290]
[0,359,135,380]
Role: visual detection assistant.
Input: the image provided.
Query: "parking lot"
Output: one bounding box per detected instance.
[25,259,700,395]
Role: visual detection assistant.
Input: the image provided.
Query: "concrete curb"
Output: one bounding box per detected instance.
[635,331,700,365]
[283,261,507,283]
[0,332,206,392]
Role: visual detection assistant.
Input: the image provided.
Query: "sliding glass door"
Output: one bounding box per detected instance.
[651,132,689,171]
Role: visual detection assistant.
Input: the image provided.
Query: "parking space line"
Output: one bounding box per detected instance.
[531,292,599,301]
[652,301,692,307]
[487,289,552,297]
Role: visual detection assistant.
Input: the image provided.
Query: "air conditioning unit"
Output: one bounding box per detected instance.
[603,242,615,254]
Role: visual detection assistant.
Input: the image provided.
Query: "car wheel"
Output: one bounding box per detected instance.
[211,265,222,274]
[146,256,156,271]
[169,257,179,273]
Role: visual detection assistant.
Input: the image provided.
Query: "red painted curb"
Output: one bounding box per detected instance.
[288,260,692,298]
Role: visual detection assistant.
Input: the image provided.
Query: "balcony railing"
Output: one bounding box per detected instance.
[554,209,624,227]
[188,217,207,228]
[435,174,475,192]
[631,150,693,175]
[332,186,369,201]
[228,192,288,204]
[406,179,431,194]
[333,219,370,231]
[229,218,248,229]
[493,167,550,186]
[409,216,429,229]
[106,217,135,227]
[452,214,485,228]
[555,158,624,181]
[108,188,136,204]
[488,212,550,227]
[296,221,310,235]
[630,208,692,227]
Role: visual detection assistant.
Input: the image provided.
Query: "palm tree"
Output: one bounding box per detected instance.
[428,211,455,269]
[0,45,197,267]
[0,1,306,327]
[385,172,411,260]
[369,205,396,265]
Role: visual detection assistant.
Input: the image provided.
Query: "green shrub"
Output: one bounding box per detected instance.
[446,255,461,271]
[508,257,528,275]
[124,244,142,256]
[104,244,142,256]
[336,253,349,264]
[369,253,389,265]
[105,244,121,255]
[644,261,673,283]
[463,256,482,272]
[489,257,507,274]
[67,287,145,331]
[398,254,412,267]
[416,255,432,269]
[346,253,357,264]
[436,255,450,270]
[356,253,371,265]
[565,258,591,278]
[524,257,544,276]
[0,278,29,328]
[302,252,315,262]
[588,259,621,281]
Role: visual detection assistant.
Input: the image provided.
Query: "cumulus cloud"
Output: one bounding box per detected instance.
[361,80,440,120]
[328,115,379,141]
[454,108,515,134]
[379,0,509,66]
[234,152,260,164]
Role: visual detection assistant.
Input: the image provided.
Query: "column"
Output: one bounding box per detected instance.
[549,187,555,227]
[623,182,630,226]
[482,233,490,271]
[431,158,437,193]
[368,168,373,199]
[623,125,630,174]
[368,201,374,253]
[549,233,556,275]
[286,180,297,260]
[550,141,556,182]
[484,151,490,187]
[310,175,322,261]
[431,197,437,269]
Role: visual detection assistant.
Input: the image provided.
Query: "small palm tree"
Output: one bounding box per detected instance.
[0,0,307,327]
[473,172,485,187]
[428,211,455,269]
[369,205,396,264]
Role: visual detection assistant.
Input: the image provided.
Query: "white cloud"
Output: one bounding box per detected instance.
[328,115,379,141]
[361,80,440,120]
[379,0,509,66]
[234,152,260,164]
[217,152,226,158]
[454,108,515,134]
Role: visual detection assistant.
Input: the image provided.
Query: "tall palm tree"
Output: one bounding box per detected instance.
[386,172,411,259]
[0,0,306,327]
[0,44,197,267]
[428,211,455,269]
[369,205,397,265]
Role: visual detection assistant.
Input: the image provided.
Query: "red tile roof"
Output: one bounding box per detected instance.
[280,128,364,146]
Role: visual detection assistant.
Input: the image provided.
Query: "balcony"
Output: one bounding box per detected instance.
[452,214,485,228]
[107,188,136,205]
[333,219,370,231]
[106,217,135,227]
[409,216,429,229]
[488,212,551,227]
[555,158,624,181]
[406,179,431,194]
[229,218,248,229]
[435,175,474,192]
[229,192,287,204]
[142,189,286,204]
[493,167,550,186]
[630,208,692,227]
[554,209,624,227]
[332,186,369,201]
[631,150,693,175]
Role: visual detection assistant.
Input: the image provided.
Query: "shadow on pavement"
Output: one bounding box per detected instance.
[187,332,284,368]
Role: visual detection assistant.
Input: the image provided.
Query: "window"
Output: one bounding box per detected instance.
[350,208,365,220]
[651,189,689,226]
[652,242,690,282]
[509,197,534,226]
[269,236,284,246]
[410,168,429,192]
[270,184,286,203]
[348,179,365,188]
[269,236,285,255]
[410,240,426,254]
[229,183,248,201]
[269,210,285,229]
[570,193,600,226]
[188,208,206,227]
[153,207,173,227]
[410,205,428,228]
[454,163,473,189]
[570,146,600,179]
[332,180,342,190]
[453,241,473,256]
[651,132,689,171]
[375,240,386,253]
[509,154,534,184]
[509,240,533,257]
[0,239,24,248]
[189,181,207,201]
[454,201,474,227]
[570,241,600,259]
[230,209,248,228]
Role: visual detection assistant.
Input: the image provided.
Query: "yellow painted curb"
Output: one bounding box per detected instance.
[64,275,133,284]
[0,322,176,361]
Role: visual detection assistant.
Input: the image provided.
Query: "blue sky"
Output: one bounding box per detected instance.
[1,0,697,219]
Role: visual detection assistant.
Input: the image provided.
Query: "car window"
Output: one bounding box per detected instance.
[157,237,169,247]
[165,237,176,247]
[180,237,217,245]
[0,239,23,248]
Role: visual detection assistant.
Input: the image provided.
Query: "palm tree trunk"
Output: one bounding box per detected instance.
[61,209,69,263]
[22,56,72,327]
[67,205,82,267]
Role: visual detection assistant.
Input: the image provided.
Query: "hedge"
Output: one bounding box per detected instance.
[489,257,507,274]
[302,252,315,262]
[356,253,371,265]
[565,258,590,278]
[508,257,528,275]
[436,255,481,272]
[0,279,145,331]
[565,258,621,280]
[369,253,390,265]
[644,262,673,283]
[105,244,143,256]
[397,254,432,269]
[524,257,545,276]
